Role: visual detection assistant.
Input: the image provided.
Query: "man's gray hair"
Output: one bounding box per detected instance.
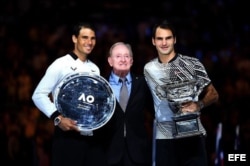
[109,42,133,57]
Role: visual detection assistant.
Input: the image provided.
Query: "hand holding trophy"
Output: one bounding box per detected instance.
[164,79,203,138]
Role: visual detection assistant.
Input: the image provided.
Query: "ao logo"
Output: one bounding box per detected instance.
[78,93,95,103]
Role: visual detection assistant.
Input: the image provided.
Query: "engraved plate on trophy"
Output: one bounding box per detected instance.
[163,79,203,138]
[54,72,116,136]
[172,113,201,138]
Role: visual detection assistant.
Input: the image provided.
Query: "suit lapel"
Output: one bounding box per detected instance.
[127,74,139,106]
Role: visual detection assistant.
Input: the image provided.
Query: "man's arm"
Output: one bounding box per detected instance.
[199,83,219,108]
[181,83,219,113]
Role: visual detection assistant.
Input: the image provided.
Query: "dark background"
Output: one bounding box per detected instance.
[0,0,249,166]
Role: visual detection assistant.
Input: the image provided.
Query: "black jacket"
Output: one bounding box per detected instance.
[102,73,154,165]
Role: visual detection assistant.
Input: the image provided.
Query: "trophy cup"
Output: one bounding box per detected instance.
[54,72,116,136]
[163,79,203,138]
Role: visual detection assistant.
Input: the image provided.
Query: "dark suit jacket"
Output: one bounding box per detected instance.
[102,73,154,165]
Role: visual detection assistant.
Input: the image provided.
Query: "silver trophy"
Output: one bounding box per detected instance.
[163,79,203,138]
[54,72,116,136]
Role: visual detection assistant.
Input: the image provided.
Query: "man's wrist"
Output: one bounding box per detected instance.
[50,110,61,120]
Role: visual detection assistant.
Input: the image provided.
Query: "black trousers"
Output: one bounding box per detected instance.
[155,135,208,166]
[109,138,151,166]
[51,128,107,166]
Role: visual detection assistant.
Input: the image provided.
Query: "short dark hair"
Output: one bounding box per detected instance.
[152,19,176,39]
[72,22,96,37]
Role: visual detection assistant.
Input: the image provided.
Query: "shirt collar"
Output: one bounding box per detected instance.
[109,71,132,84]
[158,53,178,63]
[69,52,89,62]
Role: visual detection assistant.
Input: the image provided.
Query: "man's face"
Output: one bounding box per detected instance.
[108,44,133,75]
[152,27,176,56]
[73,28,96,56]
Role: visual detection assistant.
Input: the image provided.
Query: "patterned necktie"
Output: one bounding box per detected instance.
[119,78,129,111]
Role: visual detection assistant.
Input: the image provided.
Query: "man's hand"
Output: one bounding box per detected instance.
[57,116,80,132]
[181,101,200,113]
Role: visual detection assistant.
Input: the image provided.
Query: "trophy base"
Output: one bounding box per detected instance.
[78,126,93,136]
[172,113,202,139]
